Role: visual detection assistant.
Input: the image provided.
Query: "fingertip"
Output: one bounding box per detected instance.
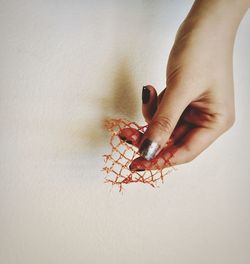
[139,139,161,160]
[129,163,145,172]
[129,157,150,171]
[142,85,158,122]
[118,128,143,147]
[142,86,151,104]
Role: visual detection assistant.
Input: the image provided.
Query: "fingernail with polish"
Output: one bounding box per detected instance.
[119,135,132,144]
[139,139,160,160]
[129,164,145,172]
[142,86,150,104]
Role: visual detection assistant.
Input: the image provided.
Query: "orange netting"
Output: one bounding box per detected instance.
[102,119,174,191]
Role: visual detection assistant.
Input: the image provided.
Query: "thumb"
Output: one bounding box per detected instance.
[139,85,191,160]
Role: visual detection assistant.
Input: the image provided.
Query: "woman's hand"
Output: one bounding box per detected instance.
[120,0,249,171]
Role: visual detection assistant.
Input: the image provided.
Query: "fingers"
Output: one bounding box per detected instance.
[119,121,194,172]
[130,145,178,171]
[142,86,167,123]
[130,127,219,171]
[129,122,193,171]
[118,121,192,149]
[168,121,194,145]
[142,85,157,123]
[118,128,143,148]
[139,85,192,160]
[169,127,219,165]
[183,106,216,127]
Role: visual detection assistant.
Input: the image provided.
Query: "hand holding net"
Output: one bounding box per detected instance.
[103,119,176,191]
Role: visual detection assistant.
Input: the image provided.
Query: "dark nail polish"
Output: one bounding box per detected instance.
[139,139,160,160]
[142,86,150,104]
[119,135,132,144]
[119,135,126,141]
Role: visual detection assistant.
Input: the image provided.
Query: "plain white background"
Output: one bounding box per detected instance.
[0,1,249,263]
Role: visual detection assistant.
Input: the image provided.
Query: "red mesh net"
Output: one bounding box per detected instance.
[102,119,174,191]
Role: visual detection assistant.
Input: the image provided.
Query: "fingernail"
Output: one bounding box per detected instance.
[129,164,145,172]
[119,135,132,144]
[142,86,150,104]
[139,139,160,160]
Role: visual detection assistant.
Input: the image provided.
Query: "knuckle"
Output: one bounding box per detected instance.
[184,155,196,164]
[221,112,235,131]
[179,145,197,164]
[152,116,173,135]
[172,154,195,166]
[182,152,196,164]
[226,114,235,129]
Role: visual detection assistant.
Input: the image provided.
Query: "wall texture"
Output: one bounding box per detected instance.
[0,1,249,263]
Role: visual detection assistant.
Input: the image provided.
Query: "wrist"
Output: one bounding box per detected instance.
[181,0,249,42]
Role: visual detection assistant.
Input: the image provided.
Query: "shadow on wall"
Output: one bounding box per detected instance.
[82,57,139,149]
[105,56,137,119]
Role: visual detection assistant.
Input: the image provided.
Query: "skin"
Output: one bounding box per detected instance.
[120,0,250,171]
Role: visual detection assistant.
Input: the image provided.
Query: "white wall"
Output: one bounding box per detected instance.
[0,1,249,263]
